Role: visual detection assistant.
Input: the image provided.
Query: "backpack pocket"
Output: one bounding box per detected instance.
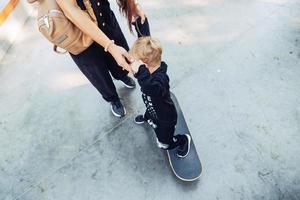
[38,10,74,48]
[37,9,93,55]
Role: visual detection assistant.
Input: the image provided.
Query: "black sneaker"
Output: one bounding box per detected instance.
[134,115,145,124]
[120,76,136,89]
[176,134,191,158]
[110,100,126,117]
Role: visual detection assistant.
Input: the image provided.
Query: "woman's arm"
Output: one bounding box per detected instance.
[56,0,133,72]
[134,1,147,24]
[56,0,110,48]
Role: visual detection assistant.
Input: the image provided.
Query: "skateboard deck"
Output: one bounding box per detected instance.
[167,92,202,181]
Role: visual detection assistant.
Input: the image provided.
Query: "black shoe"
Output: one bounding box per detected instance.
[176,134,191,158]
[134,115,145,124]
[110,100,126,117]
[120,76,136,89]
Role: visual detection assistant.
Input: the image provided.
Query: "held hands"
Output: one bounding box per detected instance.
[108,44,133,73]
[107,43,144,74]
[131,59,144,74]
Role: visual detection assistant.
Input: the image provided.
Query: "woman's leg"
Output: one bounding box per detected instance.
[105,11,131,80]
[70,43,119,102]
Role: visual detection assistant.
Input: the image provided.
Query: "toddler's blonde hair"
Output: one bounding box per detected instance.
[130,36,162,67]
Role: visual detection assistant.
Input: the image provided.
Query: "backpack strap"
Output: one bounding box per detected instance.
[83,0,97,22]
[27,0,38,4]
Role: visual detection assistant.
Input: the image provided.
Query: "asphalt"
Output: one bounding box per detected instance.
[0,0,300,200]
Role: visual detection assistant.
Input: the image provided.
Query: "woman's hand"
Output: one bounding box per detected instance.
[135,3,147,24]
[108,44,133,73]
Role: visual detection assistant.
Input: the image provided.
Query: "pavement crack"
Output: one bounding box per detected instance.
[258,170,273,183]
[11,116,130,200]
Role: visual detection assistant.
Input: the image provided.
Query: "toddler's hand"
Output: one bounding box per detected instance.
[131,60,144,74]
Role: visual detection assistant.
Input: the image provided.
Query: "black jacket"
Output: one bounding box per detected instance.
[134,62,177,124]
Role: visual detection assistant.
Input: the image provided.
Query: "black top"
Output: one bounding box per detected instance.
[134,62,177,124]
[76,0,114,34]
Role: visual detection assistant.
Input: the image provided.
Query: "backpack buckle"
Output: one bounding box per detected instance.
[43,15,50,29]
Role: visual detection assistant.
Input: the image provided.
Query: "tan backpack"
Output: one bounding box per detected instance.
[28,0,97,55]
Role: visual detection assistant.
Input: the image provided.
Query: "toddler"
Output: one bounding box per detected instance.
[130,37,191,158]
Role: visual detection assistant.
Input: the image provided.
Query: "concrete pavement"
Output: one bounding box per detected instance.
[0,0,300,199]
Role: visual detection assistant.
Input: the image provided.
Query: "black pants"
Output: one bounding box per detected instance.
[70,12,129,102]
[154,123,186,150]
[145,113,184,150]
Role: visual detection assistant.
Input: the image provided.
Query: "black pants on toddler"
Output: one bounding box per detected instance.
[153,123,186,150]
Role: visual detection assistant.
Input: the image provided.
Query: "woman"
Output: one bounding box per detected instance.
[56,0,147,117]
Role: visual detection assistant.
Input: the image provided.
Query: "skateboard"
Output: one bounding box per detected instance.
[167,92,202,181]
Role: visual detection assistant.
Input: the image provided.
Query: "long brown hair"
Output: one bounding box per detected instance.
[116,0,137,32]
